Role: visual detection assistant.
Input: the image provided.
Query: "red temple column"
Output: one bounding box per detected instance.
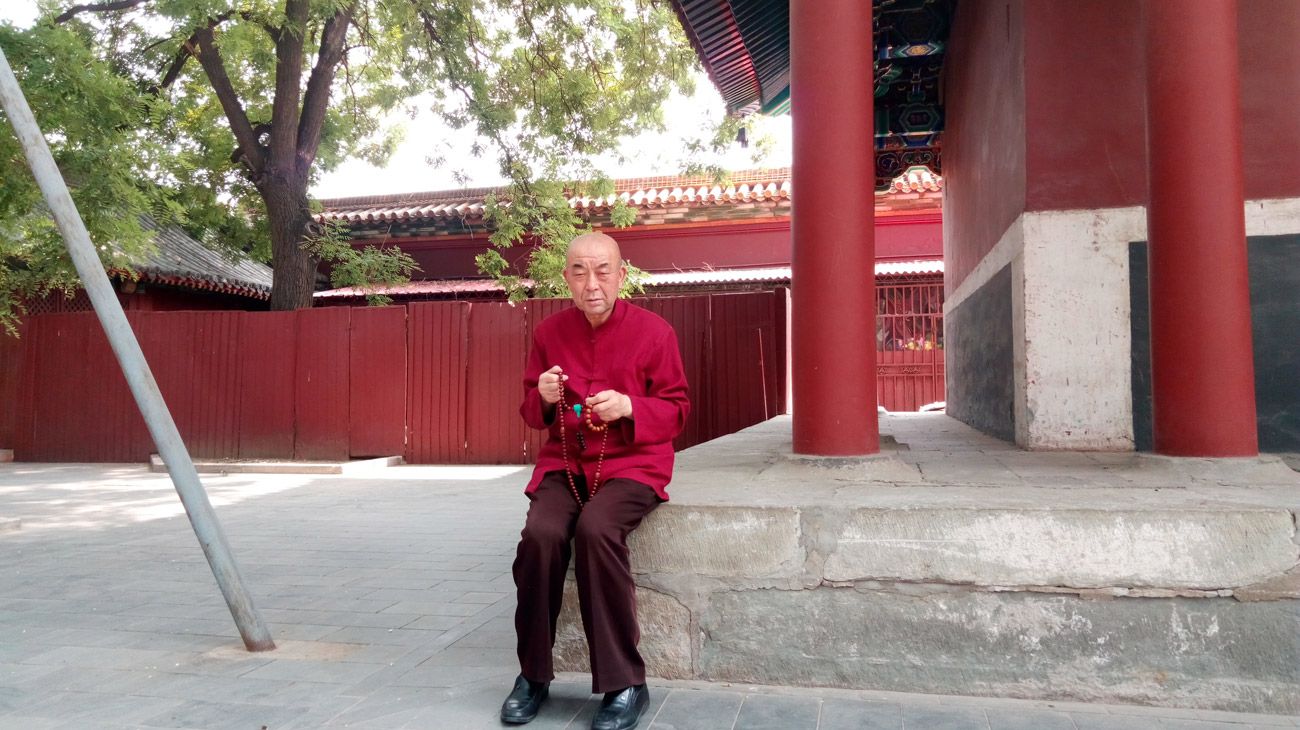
[1145,0,1257,456]
[790,0,878,455]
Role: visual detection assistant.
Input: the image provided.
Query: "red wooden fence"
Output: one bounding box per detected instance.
[0,292,788,464]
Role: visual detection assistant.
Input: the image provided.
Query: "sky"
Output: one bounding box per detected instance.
[0,1,791,198]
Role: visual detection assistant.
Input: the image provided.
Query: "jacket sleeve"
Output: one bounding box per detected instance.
[520,330,555,431]
[621,328,690,445]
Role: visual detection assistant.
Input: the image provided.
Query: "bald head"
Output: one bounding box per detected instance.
[563,232,627,326]
[566,232,623,266]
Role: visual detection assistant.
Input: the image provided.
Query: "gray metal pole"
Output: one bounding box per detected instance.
[0,45,274,652]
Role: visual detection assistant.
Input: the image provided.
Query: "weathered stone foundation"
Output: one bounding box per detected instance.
[554,415,1300,714]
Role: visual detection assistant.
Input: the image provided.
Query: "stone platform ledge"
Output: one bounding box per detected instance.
[149,454,402,475]
[555,415,1300,714]
[0,517,19,533]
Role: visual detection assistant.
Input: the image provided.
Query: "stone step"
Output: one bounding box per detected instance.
[148,454,403,475]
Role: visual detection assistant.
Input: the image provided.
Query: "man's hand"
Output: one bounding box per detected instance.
[539,365,568,405]
[586,390,633,423]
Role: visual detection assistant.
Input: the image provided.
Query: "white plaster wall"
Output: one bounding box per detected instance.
[946,197,1300,451]
[1245,197,1300,236]
[1018,207,1144,450]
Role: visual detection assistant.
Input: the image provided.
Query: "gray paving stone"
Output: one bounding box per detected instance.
[319,625,444,646]
[649,689,744,730]
[901,705,991,730]
[17,646,178,671]
[316,610,425,629]
[141,698,307,729]
[1,463,1292,729]
[0,715,66,730]
[1159,720,1261,729]
[416,645,516,667]
[241,658,388,684]
[817,698,904,730]
[455,591,512,604]
[733,693,821,729]
[390,662,515,689]
[985,708,1078,729]
[10,690,187,726]
[404,614,471,631]
[1069,714,1154,730]
[396,682,521,729]
[381,600,486,616]
[0,662,63,690]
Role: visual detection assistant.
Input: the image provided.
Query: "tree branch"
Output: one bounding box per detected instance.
[155,46,190,91]
[54,0,146,24]
[297,4,355,173]
[190,24,265,177]
[146,10,275,95]
[268,0,310,168]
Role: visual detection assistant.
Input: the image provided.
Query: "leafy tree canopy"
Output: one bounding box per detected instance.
[0,0,701,330]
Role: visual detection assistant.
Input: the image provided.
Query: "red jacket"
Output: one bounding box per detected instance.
[520,301,690,500]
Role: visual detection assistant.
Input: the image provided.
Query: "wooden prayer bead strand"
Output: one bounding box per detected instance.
[555,386,609,508]
[555,388,586,507]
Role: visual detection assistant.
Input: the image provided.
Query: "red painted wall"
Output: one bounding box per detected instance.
[942,0,1027,295]
[1023,0,1147,210]
[617,222,790,271]
[875,216,944,261]
[943,0,1300,296]
[1240,0,1300,200]
[1021,0,1300,210]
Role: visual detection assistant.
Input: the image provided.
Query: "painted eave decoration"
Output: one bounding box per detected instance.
[669,0,954,190]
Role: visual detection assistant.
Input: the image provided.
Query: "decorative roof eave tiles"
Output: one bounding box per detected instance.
[118,217,273,300]
[319,167,941,226]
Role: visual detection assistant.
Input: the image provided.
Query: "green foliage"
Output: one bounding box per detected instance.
[0,21,168,334]
[301,220,419,306]
[2,0,699,324]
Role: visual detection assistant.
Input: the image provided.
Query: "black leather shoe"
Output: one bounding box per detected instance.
[500,674,549,724]
[591,684,649,730]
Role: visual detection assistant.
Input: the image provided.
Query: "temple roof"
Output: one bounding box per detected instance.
[317,166,942,229]
[668,0,954,189]
[118,218,272,300]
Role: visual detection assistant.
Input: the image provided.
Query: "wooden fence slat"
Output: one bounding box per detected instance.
[238,311,297,458]
[350,306,407,457]
[295,307,351,460]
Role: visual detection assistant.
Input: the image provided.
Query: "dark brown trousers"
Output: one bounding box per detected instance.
[513,471,661,693]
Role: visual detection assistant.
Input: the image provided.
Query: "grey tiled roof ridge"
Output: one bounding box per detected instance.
[117,216,273,299]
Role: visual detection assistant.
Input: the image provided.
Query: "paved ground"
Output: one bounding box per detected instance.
[0,462,1296,729]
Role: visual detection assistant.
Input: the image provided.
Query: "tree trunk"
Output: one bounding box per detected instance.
[262,177,319,311]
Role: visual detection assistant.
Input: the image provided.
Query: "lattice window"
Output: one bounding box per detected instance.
[23,291,93,316]
[877,276,944,351]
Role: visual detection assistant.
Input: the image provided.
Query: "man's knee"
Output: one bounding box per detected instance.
[519,517,571,552]
[573,509,621,549]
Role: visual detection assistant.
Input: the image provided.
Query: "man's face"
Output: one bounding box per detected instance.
[563,238,626,321]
